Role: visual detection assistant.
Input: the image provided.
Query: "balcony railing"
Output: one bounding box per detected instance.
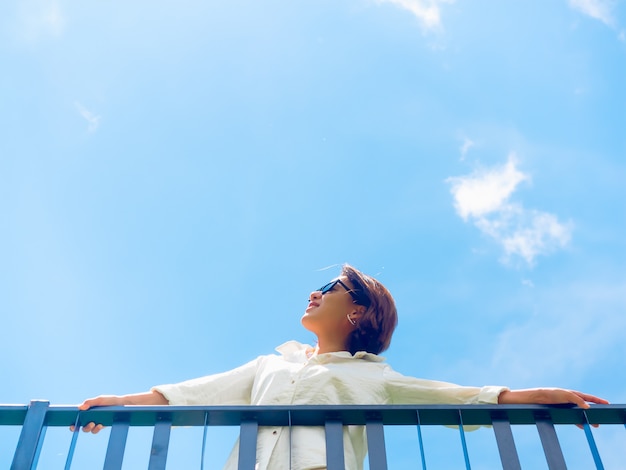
[2,401,625,469]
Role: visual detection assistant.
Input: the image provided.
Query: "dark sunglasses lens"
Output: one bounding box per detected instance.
[319,281,336,294]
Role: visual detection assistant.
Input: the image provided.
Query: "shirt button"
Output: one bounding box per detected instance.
[272,430,277,435]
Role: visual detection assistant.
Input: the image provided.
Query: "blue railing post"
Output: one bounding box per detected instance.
[457,410,472,470]
[535,411,567,470]
[148,413,172,470]
[325,417,345,470]
[415,410,428,470]
[238,418,258,470]
[365,412,388,470]
[11,400,49,470]
[103,412,130,470]
[491,412,522,470]
[64,414,81,470]
[200,411,209,470]
[582,410,605,470]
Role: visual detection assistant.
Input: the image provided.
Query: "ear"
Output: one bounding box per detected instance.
[351,305,366,317]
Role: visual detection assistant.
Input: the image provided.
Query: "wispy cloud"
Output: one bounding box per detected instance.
[75,102,101,133]
[14,0,67,42]
[442,279,626,389]
[489,280,626,385]
[447,154,572,266]
[568,0,616,27]
[459,137,475,161]
[375,0,454,30]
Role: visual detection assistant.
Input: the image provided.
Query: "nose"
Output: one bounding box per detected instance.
[309,290,322,302]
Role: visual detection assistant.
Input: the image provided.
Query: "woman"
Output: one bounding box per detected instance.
[75,264,608,469]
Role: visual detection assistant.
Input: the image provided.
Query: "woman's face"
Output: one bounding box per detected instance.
[301,276,360,336]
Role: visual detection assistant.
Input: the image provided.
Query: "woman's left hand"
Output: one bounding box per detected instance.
[498,388,609,408]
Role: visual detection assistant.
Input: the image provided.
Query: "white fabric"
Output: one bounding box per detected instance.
[153,341,508,470]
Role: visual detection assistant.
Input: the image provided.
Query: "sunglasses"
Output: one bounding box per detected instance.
[317,279,370,306]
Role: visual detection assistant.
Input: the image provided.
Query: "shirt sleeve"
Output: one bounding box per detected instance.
[152,356,261,406]
[383,366,509,405]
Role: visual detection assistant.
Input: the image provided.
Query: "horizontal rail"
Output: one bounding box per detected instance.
[3,402,625,470]
[2,403,625,427]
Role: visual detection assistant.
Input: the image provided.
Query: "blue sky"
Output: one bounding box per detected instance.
[1,0,625,467]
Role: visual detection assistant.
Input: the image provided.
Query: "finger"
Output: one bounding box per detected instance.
[79,395,122,410]
[92,424,105,434]
[78,399,93,411]
[79,396,109,410]
[564,391,589,409]
[82,422,96,433]
[574,392,609,405]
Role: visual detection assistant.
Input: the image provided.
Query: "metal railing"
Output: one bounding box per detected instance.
[2,401,625,469]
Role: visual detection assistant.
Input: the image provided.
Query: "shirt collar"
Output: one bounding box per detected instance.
[275,340,385,363]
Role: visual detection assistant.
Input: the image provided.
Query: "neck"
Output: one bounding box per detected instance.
[315,335,350,355]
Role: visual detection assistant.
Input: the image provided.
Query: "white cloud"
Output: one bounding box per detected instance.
[476,206,572,264]
[568,0,616,27]
[75,102,101,133]
[447,155,528,220]
[375,0,454,30]
[447,155,572,266]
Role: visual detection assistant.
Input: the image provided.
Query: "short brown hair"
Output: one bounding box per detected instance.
[342,264,398,355]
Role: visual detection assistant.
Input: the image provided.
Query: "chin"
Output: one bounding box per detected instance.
[300,315,314,331]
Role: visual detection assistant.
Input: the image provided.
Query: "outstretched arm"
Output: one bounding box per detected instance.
[71,390,168,434]
[498,388,609,408]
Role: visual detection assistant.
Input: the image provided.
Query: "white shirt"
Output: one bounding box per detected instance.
[153,341,507,470]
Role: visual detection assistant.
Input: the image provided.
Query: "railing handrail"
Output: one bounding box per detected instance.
[2,402,626,427]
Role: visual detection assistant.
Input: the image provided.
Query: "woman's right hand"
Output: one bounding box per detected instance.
[69,391,168,434]
[70,395,125,434]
